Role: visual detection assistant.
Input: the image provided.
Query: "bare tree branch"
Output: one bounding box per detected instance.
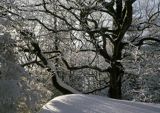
[135,38,160,47]
[84,83,109,94]
[61,57,109,72]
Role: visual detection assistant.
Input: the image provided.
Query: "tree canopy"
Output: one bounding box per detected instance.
[0,0,160,112]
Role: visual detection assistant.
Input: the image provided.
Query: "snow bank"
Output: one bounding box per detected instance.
[38,94,160,113]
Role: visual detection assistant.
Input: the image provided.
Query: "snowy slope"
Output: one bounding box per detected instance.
[38,94,160,113]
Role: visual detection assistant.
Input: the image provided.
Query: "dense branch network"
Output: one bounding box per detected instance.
[2,0,160,97]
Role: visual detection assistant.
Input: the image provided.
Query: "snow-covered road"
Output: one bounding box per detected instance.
[38,94,160,113]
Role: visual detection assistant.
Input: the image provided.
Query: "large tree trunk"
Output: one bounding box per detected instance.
[108,62,124,99]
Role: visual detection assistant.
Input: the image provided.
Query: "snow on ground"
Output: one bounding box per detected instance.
[38,94,160,113]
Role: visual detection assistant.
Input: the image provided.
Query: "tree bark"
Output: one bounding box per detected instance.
[108,61,124,99]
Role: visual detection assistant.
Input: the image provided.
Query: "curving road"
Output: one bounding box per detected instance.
[38,94,160,113]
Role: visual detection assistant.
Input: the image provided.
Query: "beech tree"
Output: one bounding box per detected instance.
[2,0,160,99]
[29,0,137,99]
